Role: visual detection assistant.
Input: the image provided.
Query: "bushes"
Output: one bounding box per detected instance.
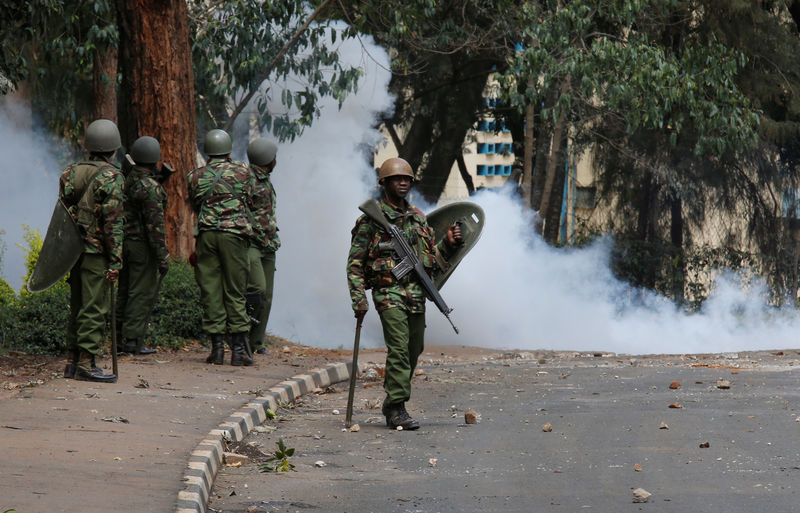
[0,225,203,354]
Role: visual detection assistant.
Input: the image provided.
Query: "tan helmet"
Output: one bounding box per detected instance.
[378,157,415,182]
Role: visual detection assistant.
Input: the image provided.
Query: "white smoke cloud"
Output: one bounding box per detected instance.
[0,99,62,290]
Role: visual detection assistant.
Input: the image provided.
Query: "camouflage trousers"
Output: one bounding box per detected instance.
[378,307,426,406]
[117,239,158,340]
[245,247,276,350]
[66,253,110,357]
[194,230,250,335]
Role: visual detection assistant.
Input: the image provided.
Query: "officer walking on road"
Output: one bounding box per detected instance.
[244,137,281,356]
[60,118,125,383]
[188,129,256,366]
[116,136,170,355]
[347,157,462,429]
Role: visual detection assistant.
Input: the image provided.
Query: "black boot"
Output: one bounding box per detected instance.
[383,402,420,430]
[133,338,157,355]
[230,333,253,366]
[74,353,117,383]
[205,334,225,365]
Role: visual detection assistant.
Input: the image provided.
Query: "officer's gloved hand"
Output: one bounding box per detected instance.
[158,259,169,276]
[105,269,119,282]
[354,308,367,323]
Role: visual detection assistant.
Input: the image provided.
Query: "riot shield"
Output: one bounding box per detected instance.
[427,201,485,289]
[27,200,84,293]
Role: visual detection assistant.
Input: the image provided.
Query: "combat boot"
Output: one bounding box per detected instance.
[382,402,420,430]
[74,352,117,383]
[230,333,253,366]
[205,334,225,365]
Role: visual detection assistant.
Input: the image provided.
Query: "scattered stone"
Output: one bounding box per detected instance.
[282,346,291,353]
[659,422,669,430]
[349,423,360,432]
[102,416,130,423]
[332,409,340,415]
[314,460,327,467]
[414,369,425,376]
[396,425,403,431]
[428,458,438,467]
[465,408,480,424]
[312,387,324,394]
[224,452,249,467]
[135,378,149,389]
[541,422,553,432]
[632,488,651,503]
[699,441,710,448]
[366,416,383,424]
[634,464,643,472]
[669,381,680,389]
[668,402,683,409]
[716,380,731,389]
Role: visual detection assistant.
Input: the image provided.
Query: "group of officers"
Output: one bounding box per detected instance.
[60,119,280,384]
[60,117,463,431]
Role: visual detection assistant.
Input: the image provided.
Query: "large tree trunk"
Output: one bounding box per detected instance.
[116,0,196,259]
[92,47,118,121]
[543,130,568,243]
[537,80,570,239]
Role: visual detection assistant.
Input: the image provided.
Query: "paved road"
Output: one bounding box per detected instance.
[209,349,800,513]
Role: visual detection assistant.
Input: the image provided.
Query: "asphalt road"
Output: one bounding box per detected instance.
[208,349,800,513]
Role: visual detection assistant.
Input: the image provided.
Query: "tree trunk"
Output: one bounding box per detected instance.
[521,100,534,210]
[455,154,475,196]
[543,130,568,244]
[669,191,685,303]
[537,80,570,238]
[92,47,118,121]
[116,0,197,259]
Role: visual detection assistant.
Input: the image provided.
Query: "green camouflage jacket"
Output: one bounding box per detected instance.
[124,166,169,265]
[250,165,281,252]
[187,157,255,238]
[347,198,451,314]
[59,158,125,270]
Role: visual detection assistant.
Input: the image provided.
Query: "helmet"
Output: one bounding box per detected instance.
[378,157,415,182]
[247,138,278,166]
[85,119,121,152]
[130,136,161,165]
[204,129,232,156]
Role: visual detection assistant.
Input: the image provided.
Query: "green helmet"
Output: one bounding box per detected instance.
[130,136,161,165]
[85,119,121,153]
[204,129,232,156]
[247,138,278,166]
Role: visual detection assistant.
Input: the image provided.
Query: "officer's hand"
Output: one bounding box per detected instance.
[158,260,169,276]
[446,223,463,246]
[189,251,197,267]
[105,269,119,282]
[354,309,367,323]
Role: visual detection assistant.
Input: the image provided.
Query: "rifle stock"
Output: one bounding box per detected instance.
[358,200,459,334]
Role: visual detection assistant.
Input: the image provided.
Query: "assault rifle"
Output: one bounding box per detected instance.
[358,199,459,334]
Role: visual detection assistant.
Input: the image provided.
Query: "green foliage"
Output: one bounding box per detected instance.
[189,0,361,141]
[0,281,70,354]
[146,260,203,348]
[258,437,296,472]
[0,279,14,307]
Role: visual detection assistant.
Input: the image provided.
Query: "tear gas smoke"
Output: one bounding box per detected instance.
[3,28,800,356]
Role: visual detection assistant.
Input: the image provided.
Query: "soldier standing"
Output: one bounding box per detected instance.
[188,129,256,366]
[244,138,280,356]
[60,118,124,383]
[347,157,462,429]
[116,136,169,355]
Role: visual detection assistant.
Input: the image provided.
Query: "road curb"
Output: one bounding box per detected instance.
[174,361,352,513]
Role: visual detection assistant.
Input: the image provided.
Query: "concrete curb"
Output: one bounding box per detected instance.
[174,361,352,513]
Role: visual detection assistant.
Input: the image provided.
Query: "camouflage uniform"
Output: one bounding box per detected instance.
[187,157,255,336]
[246,164,281,352]
[116,165,168,349]
[59,157,124,360]
[347,198,453,407]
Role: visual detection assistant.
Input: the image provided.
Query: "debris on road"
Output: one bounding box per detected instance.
[224,452,249,467]
[465,408,480,424]
[632,487,651,503]
[541,422,553,432]
[634,463,643,472]
[668,402,683,409]
[716,380,731,389]
[348,423,360,432]
[659,422,669,429]
[669,381,680,389]
[314,460,327,467]
[429,458,438,467]
[699,441,710,448]
[102,416,130,423]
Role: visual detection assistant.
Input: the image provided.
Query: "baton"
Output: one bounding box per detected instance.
[110,279,118,377]
[344,316,364,428]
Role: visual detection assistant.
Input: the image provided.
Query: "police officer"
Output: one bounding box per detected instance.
[60,118,124,383]
[347,157,462,429]
[188,129,256,366]
[116,136,169,355]
[245,137,280,356]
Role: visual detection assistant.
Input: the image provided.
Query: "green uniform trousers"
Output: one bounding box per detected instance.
[66,253,109,356]
[246,247,276,350]
[378,307,426,406]
[117,239,158,340]
[194,230,250,335]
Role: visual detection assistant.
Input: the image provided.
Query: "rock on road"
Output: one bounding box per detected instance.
[208,347,800,513]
